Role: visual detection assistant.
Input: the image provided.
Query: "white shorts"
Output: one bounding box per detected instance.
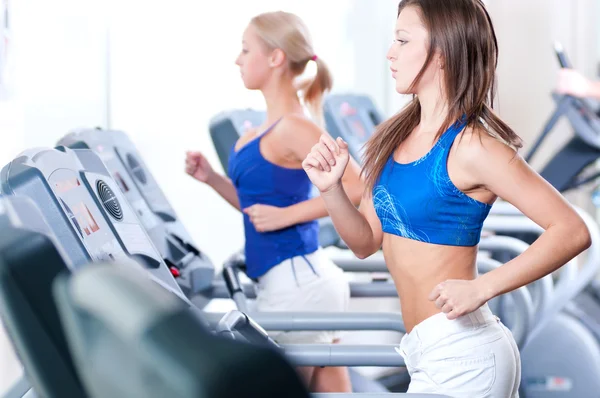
[396,303,521,398]
[255,248,350,344]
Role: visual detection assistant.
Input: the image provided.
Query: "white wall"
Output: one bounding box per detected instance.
[346,0,412,115]
[0,0,108,394]
[12,0,108,149]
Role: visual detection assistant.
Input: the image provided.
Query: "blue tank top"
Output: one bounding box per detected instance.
[228,120,319,278]
[373,119,492,246]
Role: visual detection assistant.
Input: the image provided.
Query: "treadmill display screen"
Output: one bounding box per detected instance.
[54,177,81,193]
[49,170,105,239]
[46,169,140,266]
[60,199,100,237]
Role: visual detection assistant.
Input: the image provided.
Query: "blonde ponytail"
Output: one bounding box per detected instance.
[251,12,333,125]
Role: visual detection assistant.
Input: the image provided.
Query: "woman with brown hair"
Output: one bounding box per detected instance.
[303,1,591,396]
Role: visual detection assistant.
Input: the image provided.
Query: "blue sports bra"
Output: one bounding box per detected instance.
[373,119,492,246]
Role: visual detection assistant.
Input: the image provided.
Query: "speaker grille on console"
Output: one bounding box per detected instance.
[96,180,123,221]
[126,153,147,184]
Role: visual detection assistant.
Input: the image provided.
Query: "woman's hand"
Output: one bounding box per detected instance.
[303,135,350,193]
[243,204,293,232]
[185,151,215,184]
[428,279,489,320]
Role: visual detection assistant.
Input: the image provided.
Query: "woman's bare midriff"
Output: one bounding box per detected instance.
[382,234,479,333]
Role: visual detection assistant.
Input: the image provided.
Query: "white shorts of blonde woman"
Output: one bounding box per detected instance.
[255,248,350,344]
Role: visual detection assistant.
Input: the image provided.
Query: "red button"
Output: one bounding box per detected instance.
[169,266,181,278]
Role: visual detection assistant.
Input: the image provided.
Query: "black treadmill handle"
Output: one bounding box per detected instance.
[223,266,244,296]
[554,41,572,69]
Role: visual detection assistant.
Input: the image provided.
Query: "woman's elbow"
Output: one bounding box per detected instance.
[352,243,379,260]
[571,217,592,254]
[578,224,592,252]
[353,250,373,260]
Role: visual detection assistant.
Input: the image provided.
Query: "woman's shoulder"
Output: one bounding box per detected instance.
[454,123,522,171]
[278,114,322,135]
[274,113,325,148]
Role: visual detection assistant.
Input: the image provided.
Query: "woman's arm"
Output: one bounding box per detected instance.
[302,134,384,259]
[285,159,363,226]
[185,151,240,211]
[470,137,590,298]
[429,131,591,320]
[206,172,241,211]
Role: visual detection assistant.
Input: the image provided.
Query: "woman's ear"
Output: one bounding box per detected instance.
[269,48,287,68]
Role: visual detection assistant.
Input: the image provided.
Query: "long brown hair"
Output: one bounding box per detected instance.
[251,12,333,126]
[362,0,522,192]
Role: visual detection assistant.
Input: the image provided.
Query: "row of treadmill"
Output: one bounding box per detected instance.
[2,81,600,398]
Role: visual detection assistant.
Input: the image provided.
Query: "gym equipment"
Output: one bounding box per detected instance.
[0,149,534,396]
[53,263,316,398]
[0,145,196,397]
[57,128,216,305]
[0,149,445,396]
[55,126,405,392]
[0,195,86,398]
[54,128,412,395]
[0,144,406,334]
[54,263,451,397]
[57,127,399,300]
[0,194,449,398]
[525,42,600,193]
[0,194,309,398]
[0,146,184,296]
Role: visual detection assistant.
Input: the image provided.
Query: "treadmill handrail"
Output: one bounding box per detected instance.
[283,344,404,367]
[204,311,406,333]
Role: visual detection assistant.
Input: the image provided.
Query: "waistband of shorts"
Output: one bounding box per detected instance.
[404,303,497,349]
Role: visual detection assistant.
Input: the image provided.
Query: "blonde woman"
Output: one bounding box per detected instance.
[186,11,363,392]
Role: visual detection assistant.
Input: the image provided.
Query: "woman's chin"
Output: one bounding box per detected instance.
[395,84,414,95]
